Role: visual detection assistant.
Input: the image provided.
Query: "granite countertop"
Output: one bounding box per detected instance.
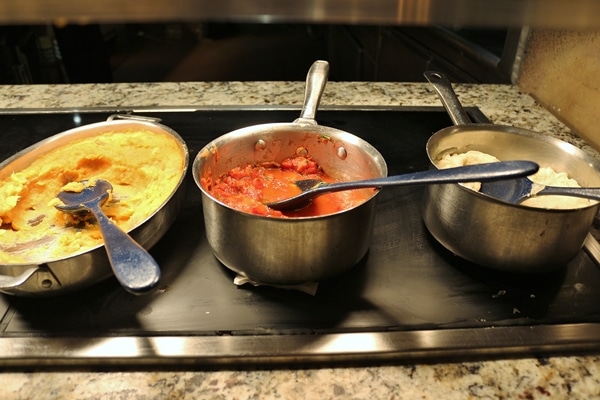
[1,81,600,399]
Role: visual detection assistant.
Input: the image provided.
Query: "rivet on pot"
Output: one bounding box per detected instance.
[254,139,266,151]
[295,147,309,157]
[41,279,53,289]
[337,147,348,160]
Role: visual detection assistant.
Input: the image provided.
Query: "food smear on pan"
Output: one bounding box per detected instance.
[202,156,374,218]
[0,130,185,264]
[437,150,593,209]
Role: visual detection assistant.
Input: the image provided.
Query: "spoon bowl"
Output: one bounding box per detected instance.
[266,160,540,211]
[56,179,112,212]
[55,179,161,295]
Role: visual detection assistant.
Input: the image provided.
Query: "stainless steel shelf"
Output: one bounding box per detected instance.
[2,323,600,367]
[2,0,600,28]
[2,106,600,368]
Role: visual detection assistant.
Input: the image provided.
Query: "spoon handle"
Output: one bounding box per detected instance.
[539,186,600,201]
[322,161,539,192]
[88,201,161,295]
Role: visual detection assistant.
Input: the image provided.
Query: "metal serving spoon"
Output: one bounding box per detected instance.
[265,160,540,211]
[54,179,161,295]
[480,176,600,204]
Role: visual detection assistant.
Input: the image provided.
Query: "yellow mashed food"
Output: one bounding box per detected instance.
[0,130,185,264]
[437,150,593,209]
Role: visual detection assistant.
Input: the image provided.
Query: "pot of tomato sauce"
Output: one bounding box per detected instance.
[192,61,387,285]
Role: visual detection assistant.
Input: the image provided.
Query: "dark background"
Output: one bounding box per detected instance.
[0,23,511,84]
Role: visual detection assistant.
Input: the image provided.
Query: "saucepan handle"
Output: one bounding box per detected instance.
[0,267,42,290]
[423,71,472,126]
[107,114,163,124]
[295,60,329,125]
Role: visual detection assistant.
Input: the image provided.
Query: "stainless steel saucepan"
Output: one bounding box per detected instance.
[422,71,600,273]
[192,60,387,285]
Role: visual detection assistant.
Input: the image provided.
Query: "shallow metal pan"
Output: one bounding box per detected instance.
[0,115,189,296]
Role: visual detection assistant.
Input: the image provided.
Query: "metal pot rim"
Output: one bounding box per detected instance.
[0,117,190,266]
[193,120,387,220]
[426,123,600,212]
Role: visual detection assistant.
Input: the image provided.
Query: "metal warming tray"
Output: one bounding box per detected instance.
[1,106,600,367]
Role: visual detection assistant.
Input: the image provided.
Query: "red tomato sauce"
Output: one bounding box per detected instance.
[203,156,374,218]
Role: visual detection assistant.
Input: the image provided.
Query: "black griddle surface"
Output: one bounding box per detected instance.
[1,107,600,363]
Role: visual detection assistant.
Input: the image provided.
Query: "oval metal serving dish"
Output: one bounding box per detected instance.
[0,116,189,297]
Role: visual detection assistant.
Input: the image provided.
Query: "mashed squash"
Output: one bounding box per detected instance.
[0,130,185,264]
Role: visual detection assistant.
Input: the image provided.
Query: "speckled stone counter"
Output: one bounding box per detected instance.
[1,81,600,399]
